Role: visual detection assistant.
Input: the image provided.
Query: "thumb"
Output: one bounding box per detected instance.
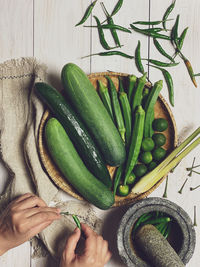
[64,228,81,262]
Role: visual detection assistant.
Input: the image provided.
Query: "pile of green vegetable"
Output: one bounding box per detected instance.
[76,0,199,108]
[97,73,169,197]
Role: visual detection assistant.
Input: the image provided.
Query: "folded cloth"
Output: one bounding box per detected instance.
[0,57,102,259]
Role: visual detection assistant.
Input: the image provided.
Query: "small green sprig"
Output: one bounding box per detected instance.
[162,176,168,198]
[178,178,188,194]
[61,212,81,229]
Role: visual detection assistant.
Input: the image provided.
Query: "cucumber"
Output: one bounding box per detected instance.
[45,118,114,210]
[35,82,112,188]
[61,63,126,166]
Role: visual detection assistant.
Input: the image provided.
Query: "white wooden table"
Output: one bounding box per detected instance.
[0,1,200,266]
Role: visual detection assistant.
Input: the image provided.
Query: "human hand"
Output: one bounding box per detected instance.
[60,223,112,267]
[0,193,60,255]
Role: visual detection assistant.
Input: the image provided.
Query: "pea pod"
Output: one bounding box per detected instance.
[124,105,145,185]
[132,73,147,112]
[127,75,137,103]
[144,80,163,138]
[75,0,97,26]
[135,40,145,74]
[98,80,114,120]
[119,92,132,145]
[149,64,174,106]
[106,75,126,141]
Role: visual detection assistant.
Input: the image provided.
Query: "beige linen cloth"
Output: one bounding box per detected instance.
[0,58,102,259]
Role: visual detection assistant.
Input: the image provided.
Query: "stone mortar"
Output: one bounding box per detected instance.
[117,197,196,267]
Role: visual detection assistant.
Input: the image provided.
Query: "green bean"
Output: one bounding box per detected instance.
[72,214,81,229]
[119,92,132,145]
[111,0,124,16]
[75,0,97,26]
[118,76,125,93]
[127,75,137,103]
[132,73,147,112]
[93,16,117,50]
[130,24,171,40]
[162,0,176,31]
[113,165,123,196]
[106,75,126,141]
[148,59,179,67]
[82,50,135,59]
[135,41,145,74]
[84,24,131,33]
[132,19,173,26]
[153,38,175,63]
[149,64,174,106]
[171,14,180,46]
[101,2,121,47]
[98,80,114,120]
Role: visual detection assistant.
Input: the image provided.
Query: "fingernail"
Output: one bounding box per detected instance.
[74,227,79,233]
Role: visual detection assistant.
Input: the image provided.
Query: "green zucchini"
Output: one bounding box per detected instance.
[61,63,126,166]
[35,82,112,188]
[144,80,163,138]
[45,118,114,210]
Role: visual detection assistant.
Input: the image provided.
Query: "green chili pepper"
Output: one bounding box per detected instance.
[84,24,131,33]
[93,16,118,50]
[132,19,173,26]
[178,27,189,50]
[161,222,169,236]
[72,214,81,229]
[106,75,126,141]
[127,75,137,103]
[141,216,171,226]
[118,184,129,196]
[82,50,135,59]
[148,64,174,106]
[111,0,123,16]
[171,14,180,46]
[193,73,200,77]
[162,0,176,31]
[148,59,179,68]
[153,38,175,63]
[135,41,145,74]
[113,165,123,195]
[101,2,121,47]
[133,27,165,34]
[118,76,125,93]
[183,58,197,87]
[75,0,97,26]
[98,80,114,120]
[163,223,171,239]
[119,91,132,145]
[132,213,153,237]
[130,24,171,40]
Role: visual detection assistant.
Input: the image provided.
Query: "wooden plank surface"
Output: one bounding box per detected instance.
[0,0,199,266]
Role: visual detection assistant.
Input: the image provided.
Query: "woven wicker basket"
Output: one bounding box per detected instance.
[38,72,178,207]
